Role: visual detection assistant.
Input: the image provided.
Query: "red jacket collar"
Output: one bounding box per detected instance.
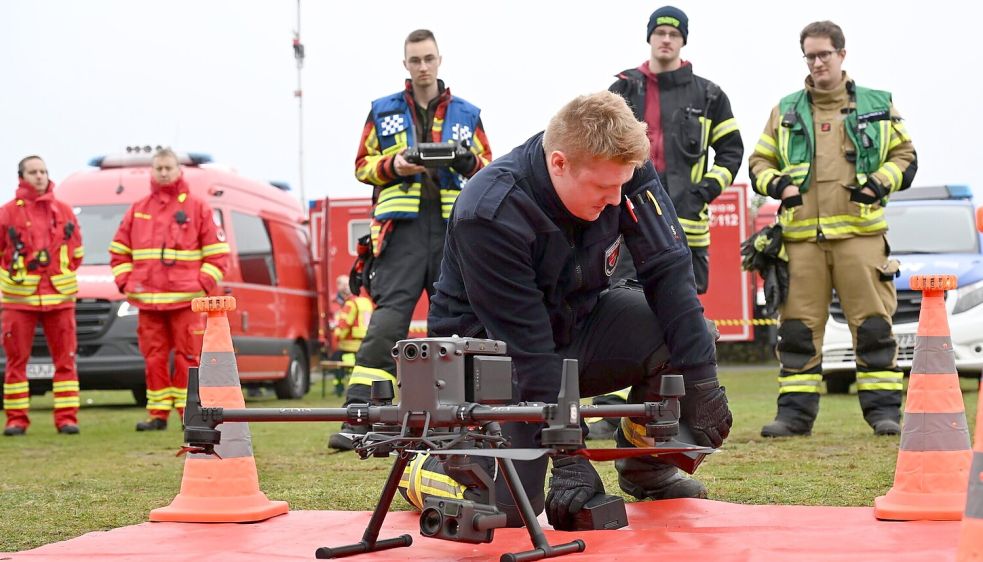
[16,179,54,203]
[149,175,189,200]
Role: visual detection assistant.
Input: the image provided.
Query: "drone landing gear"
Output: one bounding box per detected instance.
[497,456,585,562]
[314,454,413,559]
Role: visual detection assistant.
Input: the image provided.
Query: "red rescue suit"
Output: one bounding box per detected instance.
[109,175,229,421]
[0,180,84,430]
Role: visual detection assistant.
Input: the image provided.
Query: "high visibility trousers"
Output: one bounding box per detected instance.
[137,307,204,420]
[2,307,80,429]
[776,235,902,426]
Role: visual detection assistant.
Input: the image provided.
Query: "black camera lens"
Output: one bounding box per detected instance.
[420,507,442,537]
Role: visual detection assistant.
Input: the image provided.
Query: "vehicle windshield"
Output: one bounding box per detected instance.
[886,204,979,254]
[73,204,130,265]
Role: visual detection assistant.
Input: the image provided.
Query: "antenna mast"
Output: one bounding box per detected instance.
[293,0,306,206]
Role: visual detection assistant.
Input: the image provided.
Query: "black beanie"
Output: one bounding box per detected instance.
[647,5,689,45]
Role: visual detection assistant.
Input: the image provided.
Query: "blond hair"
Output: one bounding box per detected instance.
[543,91,649,167]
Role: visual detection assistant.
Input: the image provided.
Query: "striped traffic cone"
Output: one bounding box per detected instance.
[956,379,983,560]
[874,274,972,521]
[150,296,288,523]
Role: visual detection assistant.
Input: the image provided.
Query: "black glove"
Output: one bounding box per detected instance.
[695,178,723,204]
[679,379,733,448]
[450,144,477,176]
[849,177,887,204]
[768,175,793,200]
[546,455,604,530]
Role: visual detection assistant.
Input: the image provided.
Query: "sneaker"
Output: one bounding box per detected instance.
[328,423,368,451]
[760,419,812,438]
[57,424,80,435]
[136,418,167,432]
[3,425,26,437]
[872,419,901,436]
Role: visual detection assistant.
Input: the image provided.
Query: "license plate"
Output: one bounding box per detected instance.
[896,333,916,349]
[26,363,55,380]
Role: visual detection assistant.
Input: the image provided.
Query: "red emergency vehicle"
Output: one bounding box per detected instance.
[0,149,317,404]
[309,186,757,362]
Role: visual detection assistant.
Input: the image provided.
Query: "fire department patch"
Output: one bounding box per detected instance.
[604,235,622,277]
[820,122,831,132]
[379,113,407,136]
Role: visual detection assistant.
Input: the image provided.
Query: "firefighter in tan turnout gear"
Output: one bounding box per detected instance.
[749,21,917,437]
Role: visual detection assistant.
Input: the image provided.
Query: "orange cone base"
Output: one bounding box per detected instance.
[958,517,983,561]
[874,490,965,521]
[150,493,288,523]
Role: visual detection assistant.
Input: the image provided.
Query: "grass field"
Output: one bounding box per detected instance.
[0,365,978,553]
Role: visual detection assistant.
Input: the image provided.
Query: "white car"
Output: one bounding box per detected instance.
[821,185,983,392]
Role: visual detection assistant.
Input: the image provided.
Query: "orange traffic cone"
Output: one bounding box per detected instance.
[874,274,972,520]
[956,380,983,560]
[150,296,289,523]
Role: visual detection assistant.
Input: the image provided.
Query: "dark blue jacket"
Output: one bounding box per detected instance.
[429,133,716,403]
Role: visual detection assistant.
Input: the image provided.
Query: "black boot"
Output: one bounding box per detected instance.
[615,457,708,500]
[136,418,167,432]
[760,418,811,437]
[328,422,368,451]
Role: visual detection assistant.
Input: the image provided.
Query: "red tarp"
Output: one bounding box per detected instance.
[5,499,961,561]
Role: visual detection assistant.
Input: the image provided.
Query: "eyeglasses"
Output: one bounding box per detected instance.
[652,29,683,41]
[802,50,840,65]
[407,55,438,68]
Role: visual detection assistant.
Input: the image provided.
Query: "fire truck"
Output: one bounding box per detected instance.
[309,185,757,366]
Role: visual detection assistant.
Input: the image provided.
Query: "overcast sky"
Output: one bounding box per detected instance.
[2,0,978,205]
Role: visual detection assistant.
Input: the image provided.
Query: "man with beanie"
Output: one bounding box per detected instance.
[610,6,743,294]
[0,156,84,436]
[750,21,916,437]
[589,6,742,495]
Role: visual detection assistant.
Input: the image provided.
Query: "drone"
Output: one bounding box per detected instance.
[181,337,714,561]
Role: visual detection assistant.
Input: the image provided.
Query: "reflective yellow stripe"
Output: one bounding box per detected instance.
[755,168,779,195]
[781,211,887,240]
[439,189,460,220]
[53,396,81,408]
[876,162,903,192]
[200,262,224,283]
[112,262,134,276]
[126,291,205,304]
[755,134,778,159]
[856,370,903,392]
[349,365,397,388]
[777,374,823,394]
[4,382,29,393]
[711,118,739,144]
[4,398,30,409]
[689,116,711,184]
[2,293,76,306]
[704,166,733,190]
[133,248,203,261]
[375,184,424,217]
[53,380,80,392]
[109,241,132,255]
[73,246,85,259]
[201,242,230,257]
